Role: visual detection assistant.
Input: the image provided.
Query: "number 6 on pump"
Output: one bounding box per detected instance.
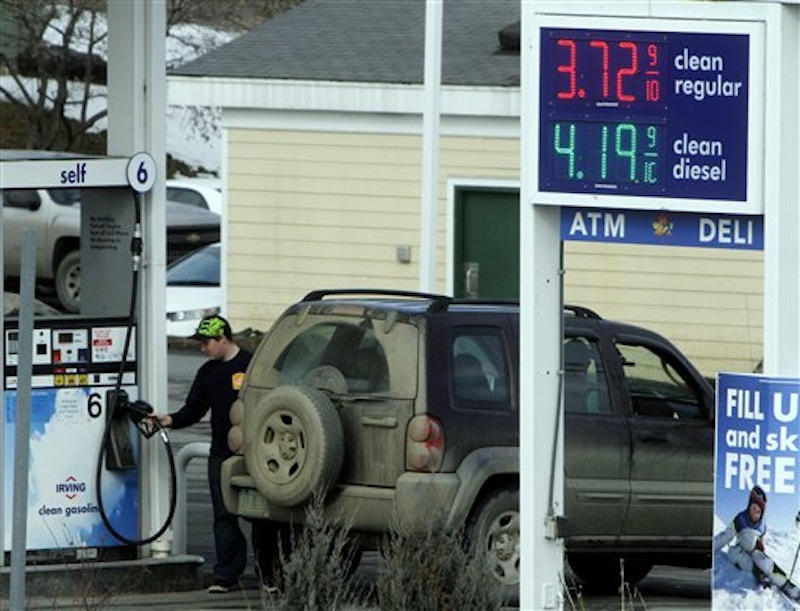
[126,151,157,194]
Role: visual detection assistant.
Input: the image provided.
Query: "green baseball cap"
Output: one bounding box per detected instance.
[190,314,232,341]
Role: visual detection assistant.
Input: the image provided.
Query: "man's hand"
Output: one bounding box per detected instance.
[146,413,173,428]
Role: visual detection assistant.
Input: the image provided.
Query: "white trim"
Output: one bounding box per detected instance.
[220,130,229,320]
[168,76,519,118]
[445,177,521,296]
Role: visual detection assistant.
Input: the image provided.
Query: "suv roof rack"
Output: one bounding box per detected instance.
[302,290,599,319]
[302,288,449,302]
[432,298,519,313]
[564,304,602,319]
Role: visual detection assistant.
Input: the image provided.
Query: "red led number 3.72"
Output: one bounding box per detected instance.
[555,38,661,103]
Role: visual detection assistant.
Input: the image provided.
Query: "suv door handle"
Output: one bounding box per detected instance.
[361,416,398,429]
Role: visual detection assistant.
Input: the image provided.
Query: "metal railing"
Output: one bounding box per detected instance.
[170,441,211,556]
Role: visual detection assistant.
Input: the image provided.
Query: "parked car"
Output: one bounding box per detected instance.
[2,187,220,312]
[221,289,715,599]
[166,177,223,215]
[164,200,221,265]
[166,242,221,337]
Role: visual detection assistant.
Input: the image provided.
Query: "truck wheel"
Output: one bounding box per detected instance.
[468,488,520,602]
[245,385,344,507]
[567,553,653,592]
[55,250,81,313]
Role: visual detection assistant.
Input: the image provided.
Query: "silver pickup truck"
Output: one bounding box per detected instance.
[2,187,82,312]
[3,180,221,313]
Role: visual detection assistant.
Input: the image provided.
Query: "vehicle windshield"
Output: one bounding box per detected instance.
[167,244,220,286]
[47,188,81,206]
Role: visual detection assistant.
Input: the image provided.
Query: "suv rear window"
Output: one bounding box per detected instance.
[275,321,389,392]
[252,312,419,399]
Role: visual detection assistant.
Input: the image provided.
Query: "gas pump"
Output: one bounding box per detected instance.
[1,152,176,564]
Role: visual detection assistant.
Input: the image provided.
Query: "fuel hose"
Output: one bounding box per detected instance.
[95,190,178,546]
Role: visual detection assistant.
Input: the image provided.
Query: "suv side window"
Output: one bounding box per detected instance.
[617,342,703,419]
[451,327,510,411]
[564,336,611,414]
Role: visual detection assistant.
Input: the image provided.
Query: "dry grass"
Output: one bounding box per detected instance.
[375,516,507,611]
[275,490,508,610]
[277,489,369,610]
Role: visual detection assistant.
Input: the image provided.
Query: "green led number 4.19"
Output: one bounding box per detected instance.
[553,122,659,184]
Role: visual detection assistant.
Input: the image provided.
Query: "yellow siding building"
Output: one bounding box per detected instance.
[170,1,764,377]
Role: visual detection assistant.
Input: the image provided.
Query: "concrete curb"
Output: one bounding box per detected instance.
[0,554,204,601]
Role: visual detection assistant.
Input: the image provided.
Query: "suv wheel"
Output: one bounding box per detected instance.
[468,488,520,599]
[245,385,344,507]
[55,250,80,313]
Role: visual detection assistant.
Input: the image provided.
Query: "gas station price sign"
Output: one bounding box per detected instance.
[536,20,761,211]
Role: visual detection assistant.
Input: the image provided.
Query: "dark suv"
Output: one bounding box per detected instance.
[221,289,715,596]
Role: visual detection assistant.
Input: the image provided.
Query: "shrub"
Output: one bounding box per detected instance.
[376,517,506,611]
[277,489,368,610]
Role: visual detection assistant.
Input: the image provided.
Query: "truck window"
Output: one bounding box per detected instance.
[563,337,611,414]
[617,342,703,419]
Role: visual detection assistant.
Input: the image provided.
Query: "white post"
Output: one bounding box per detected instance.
[519,7,565,609]
[762,1,800,377]
[419,0,443,293]
[107,0,169,555]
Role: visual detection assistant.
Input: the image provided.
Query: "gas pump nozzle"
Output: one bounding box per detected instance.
[125,399,158,439]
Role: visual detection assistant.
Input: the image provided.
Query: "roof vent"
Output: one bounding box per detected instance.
[498,21,520,53]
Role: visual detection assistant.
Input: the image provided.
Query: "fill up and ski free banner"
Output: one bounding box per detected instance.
[713,373,800,609]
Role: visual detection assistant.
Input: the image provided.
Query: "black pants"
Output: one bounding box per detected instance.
[207,454,247,582]
[208,454,291,584]
[251,516,292,586]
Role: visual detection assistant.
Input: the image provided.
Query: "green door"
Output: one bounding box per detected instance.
[453,189,519,300]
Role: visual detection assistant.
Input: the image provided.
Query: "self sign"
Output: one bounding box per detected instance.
[60,162,87,184]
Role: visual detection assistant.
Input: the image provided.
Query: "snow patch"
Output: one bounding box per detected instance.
[713,521,800,610]
[4,12,236,174]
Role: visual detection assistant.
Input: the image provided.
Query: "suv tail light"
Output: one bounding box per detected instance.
[406,415,444,472]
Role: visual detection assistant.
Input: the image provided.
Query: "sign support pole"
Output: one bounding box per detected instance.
[522,2,797,609]
[107,0,168,556]
[520,10,564,609]
[762,1,800,377]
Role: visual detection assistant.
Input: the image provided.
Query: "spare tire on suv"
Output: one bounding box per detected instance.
[244,384,344,507]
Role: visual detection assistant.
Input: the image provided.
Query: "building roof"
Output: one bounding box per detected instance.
[172,0,520,87]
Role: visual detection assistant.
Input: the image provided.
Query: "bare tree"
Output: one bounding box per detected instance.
[164,0,303,70]
[0,0,303,152]
[167,0,302,32]
[0,0,108,151]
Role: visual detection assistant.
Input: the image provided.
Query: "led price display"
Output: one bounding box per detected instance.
[539,28,750,202]
[551,37,667,109]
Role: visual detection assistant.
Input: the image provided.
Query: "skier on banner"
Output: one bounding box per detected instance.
[714,486,800,602]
